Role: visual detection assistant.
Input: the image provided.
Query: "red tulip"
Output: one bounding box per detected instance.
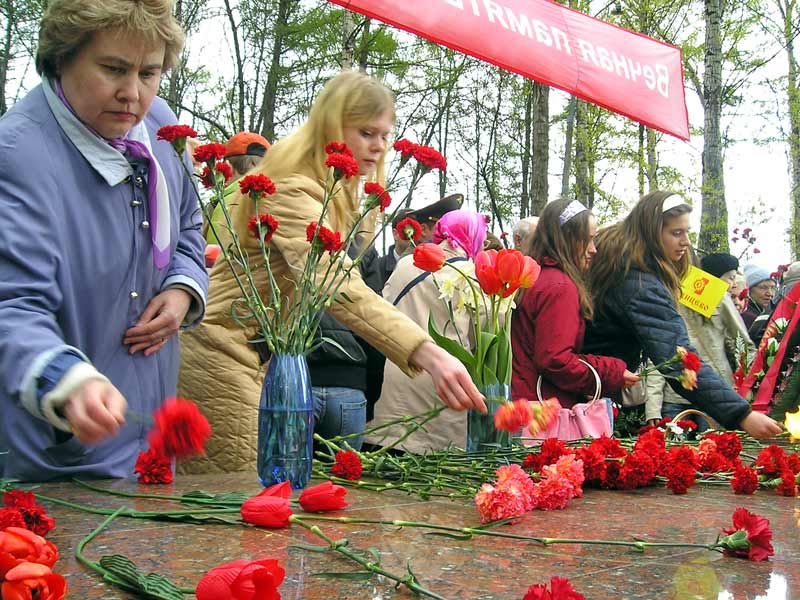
[518,256,541,289]
[413,243,446,272]
[1,562,66,600]
[494,400,533,433]
[240,495,293,528]
[0,528,58,578]
[255,481,292,500]
[496,249,524,283]
[298,481,348,512]
[195,558,285,600]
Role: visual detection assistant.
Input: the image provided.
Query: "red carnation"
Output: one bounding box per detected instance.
[681,351,702,372]
[306,222,342,254]
[200,161,233,189]
[731,464,759,495]
[298,481,348,512]
[364,181,392,212]
[412,144,447,172]
[147,397,212,460]
[134,448,174,485]
[393,138,417,158]
[325,152,359,180]
[395,216,422,242]
[776,469,797,496]
[156,124,197,154]
[157,124,197,143]
[3,490,35,509]
[193,142,228,164]
[241,494,293,528]
[3,490,55,537]
[247,213,279,244]
[719,508,773,561]
[325,141,353,156]
[0,507,26,531]
[522,576,586,600]
[239,174,277,198]
[755,445,787,478]
[331,450,363,480]
[703,432,742,461]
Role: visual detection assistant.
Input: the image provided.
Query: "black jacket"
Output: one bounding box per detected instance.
[584,268,751,430]
[306,244,383,393]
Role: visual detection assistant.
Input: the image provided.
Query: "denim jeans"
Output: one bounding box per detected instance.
[312,387,367,450]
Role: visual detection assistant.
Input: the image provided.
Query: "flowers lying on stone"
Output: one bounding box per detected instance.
[718,508,774,562]
[522,576,586,600]
[0,527,65,599]
[195,557,285,600]
[2,491,55,537]
[240,492,293,529]
[134,448,173,485]
[298,482,348,512]
[148,397,212,461]
[474,456,584,523]
[331,450,363,481]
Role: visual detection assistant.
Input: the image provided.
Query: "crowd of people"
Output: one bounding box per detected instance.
[0,0,790,482]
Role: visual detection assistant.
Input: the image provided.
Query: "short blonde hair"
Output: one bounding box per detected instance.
[259,70,396,232]
[36,0,185,77]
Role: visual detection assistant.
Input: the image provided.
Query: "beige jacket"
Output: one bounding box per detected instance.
[365,244,473,453]
[178,174,430,473]
[645,294,755,421]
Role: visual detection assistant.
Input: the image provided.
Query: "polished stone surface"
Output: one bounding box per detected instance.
[34,473,799,599]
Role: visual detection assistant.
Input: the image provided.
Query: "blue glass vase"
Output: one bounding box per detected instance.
[466,383,513,453]
[257,354,314,489]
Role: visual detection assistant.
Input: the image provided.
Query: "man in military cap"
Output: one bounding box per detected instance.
[407,193,463,242]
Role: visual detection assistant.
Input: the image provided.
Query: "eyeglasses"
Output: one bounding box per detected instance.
[753,282,777,293]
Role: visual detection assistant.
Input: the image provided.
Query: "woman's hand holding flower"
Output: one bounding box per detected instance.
[409,341,487,413]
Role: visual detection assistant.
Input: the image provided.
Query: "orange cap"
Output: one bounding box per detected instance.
[224,132,271,158]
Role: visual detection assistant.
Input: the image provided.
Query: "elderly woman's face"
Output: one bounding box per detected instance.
[60,28,165,139]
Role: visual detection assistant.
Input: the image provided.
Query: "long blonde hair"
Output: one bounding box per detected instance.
[258,70,395,233]
[589,190,692,305]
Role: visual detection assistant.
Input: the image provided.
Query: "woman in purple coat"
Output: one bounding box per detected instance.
[0,0,207,480]
[511,198,639,408]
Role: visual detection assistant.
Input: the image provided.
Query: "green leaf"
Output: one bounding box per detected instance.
[98,555,185,600]
[428,314,476,374]
[180,491,249,506]
[495,327,512,383]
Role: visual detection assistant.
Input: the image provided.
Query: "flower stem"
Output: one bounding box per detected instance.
[290,515,449,600]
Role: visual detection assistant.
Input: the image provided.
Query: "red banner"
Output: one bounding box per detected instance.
[328,0,690,140]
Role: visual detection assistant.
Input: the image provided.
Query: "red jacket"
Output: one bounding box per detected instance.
[511,260,626,407]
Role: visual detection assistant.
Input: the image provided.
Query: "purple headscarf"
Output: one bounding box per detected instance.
[433,209,487,259]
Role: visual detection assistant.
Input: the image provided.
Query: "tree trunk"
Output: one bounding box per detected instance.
[357,18,371,72]
[520,81,532,218]
[783,0,800,259]
[259,0,292,143]
[0,2,14,116]
[699,0,728,253]
[637,124,645,197]
[223,0,246,131]
[647,126,658,191]
[530,81,549,215]
[574,99,591,206]
[561,97,576,199]
[341,9,355,69]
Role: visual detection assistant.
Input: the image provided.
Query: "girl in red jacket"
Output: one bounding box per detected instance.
[511,198,639,408]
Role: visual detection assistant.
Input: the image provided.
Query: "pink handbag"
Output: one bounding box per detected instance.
[530,359,613,442]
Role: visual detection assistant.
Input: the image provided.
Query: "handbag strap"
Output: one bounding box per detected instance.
[535,358,602,406]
